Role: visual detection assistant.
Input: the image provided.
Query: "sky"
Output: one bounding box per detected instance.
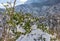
[0,0,46,8]
[0,0,28,8]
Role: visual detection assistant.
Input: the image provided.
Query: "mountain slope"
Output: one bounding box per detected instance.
[15,2,60,16]
[0,8,5,12]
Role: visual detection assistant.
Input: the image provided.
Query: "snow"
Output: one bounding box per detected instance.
[16,25,51,41]
[31,24,37,30]
[17,25,26,33]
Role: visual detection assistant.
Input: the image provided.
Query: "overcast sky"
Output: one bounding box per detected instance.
[0,0,28,8]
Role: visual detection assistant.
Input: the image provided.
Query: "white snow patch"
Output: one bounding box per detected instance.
[16,29,50,41]
[17,25,26,33]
